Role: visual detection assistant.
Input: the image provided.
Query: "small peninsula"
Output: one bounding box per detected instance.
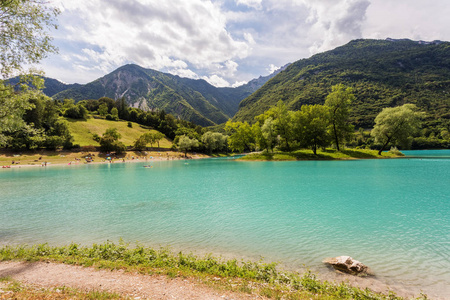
[238,148,403,161]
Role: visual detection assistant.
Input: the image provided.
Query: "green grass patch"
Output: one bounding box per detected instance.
[66,116,172,148]
[0,241,423,300]
[239,148,403,161]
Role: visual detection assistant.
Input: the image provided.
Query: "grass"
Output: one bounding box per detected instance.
[66,116,172,148]
[239,148,404,161]
[0,278,126,299]
[0,241,428,300]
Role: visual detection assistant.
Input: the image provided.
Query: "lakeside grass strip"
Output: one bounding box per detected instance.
[239,148,403,161]
[0,241,427,300]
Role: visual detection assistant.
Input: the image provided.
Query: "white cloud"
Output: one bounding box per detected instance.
[167,68,199,80]
[236,0,262,10]
[202,74,231,87]
[363,0,450,42]
[48,0,250,84]
[267,64,279,74]
[231,80,247,87]
[42,0,450,87]
[299,0,371,54]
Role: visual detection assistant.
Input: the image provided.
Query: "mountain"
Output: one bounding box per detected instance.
[6,76,79,97]
[48,64,284,126]
[233,39,450,129]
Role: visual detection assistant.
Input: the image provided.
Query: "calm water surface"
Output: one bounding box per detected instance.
[1,150,449,298]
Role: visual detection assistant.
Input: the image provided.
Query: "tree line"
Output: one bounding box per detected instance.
[221,84,425,155]
[164,84,427,156]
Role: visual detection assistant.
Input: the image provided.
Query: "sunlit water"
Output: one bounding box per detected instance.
[1,150,449,298]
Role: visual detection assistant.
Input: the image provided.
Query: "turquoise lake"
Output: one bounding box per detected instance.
[1,150,449,298]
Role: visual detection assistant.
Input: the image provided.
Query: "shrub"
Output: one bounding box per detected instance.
[388,146,404,156]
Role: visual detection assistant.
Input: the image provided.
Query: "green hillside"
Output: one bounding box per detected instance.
[66,116,172,148]
[50,64,279,127]
[54,65,225,127]
[234,39,450,132]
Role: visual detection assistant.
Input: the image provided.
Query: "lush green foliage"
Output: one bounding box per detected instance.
[0,241,417,300]
[294,104,331,154]
[1,78,74,150]
[0,79,34,146]
[227,88,356,153]
[97,128,126,153]
[227,91,428,154]
[325,84,355,151]
[133,132,166,150]
[371,104,424,154]
[201,131,228,154]
[0,1,61,149]
[225,120,254,153]
[0,0,59,77]
[63,101,88,120]
[177,135,199,157]
[234,39,450,145]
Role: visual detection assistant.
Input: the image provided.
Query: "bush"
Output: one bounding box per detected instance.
[44,136,64,150]
[388,146,404,156]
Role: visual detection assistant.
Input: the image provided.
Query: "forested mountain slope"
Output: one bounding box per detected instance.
[234,39,450,131]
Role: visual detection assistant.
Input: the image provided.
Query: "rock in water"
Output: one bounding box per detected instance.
[323,256,372,276]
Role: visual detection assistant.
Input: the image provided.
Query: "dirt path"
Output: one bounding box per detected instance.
[0,261,263,299]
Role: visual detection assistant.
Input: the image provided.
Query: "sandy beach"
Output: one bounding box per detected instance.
[0,150,209,169]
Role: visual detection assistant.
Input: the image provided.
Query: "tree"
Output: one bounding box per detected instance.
[7,125,44,150]
[99,128,126,153]
[252,122,264,151]
[260,118,277,152]
[225,120,254,153]
[98,103,108,116]
[98,97,115,112]
[0,0,59,77]
[202,131,227,154]
[325,84,355,151]
[133,135,148,151]
[294,104,331,154]
[144,132,156,148]
[115,97,129,119]
[134,131,166,150]
[0,80,34,146]
[153,132,165,148]
[64,103,88,119]
[110,107,119,120]
[259,101,294,151]
[178,135,199,157]
[0,0,59,146]
[371,104,423,155]
[46,119,73,150]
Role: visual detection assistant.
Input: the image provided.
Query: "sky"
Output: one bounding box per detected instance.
[41,0,450,87]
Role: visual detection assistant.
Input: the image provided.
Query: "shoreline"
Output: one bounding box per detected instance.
[0,150,209,169]
[237,149,404,161]
[0,242,437,299]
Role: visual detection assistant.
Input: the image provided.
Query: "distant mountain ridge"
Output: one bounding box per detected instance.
[233,38,450,129]
[40,64,288,126]
[5,76,79,97]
